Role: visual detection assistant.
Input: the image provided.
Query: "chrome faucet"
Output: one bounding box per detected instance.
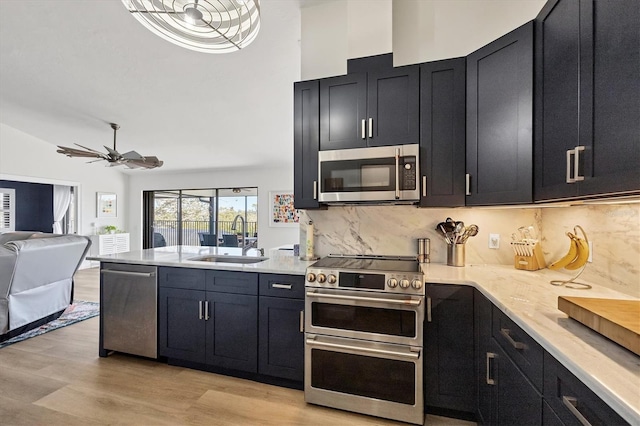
[231,214,250,255]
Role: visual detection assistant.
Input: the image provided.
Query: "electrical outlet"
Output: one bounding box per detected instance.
[588,241,593,262]
[489,233,500,249]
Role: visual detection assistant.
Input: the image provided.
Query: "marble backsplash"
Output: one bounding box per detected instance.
[299,203,640,298]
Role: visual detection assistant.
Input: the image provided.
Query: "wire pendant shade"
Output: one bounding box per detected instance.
[122,0,261,53]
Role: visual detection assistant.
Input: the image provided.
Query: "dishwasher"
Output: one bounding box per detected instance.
[99,262,158,359]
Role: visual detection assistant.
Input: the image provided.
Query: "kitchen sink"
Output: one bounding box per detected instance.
[188,255,268,264]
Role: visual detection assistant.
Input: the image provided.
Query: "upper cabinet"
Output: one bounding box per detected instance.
[293,80,322,209]
[534,0,640,201]
[466,21,534,206]
[319,54,419,151]
[419,58,467,207]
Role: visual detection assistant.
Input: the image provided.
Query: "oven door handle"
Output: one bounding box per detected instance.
[306,291,422,306]
[306,338,420,360]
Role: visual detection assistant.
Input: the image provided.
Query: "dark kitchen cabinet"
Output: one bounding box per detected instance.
[258,274,305,382]
[424,285,476,415]
[475,290,493,424]
[535,0,640,201]
[419,58,467,207]
[319,54,419,150]
[294,80,322,209]
[466,21,533,205]
[159,286,207,363]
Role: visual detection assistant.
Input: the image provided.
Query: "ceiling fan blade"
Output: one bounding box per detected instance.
[121,150,144,160]
[73,143,104,154]
[126,156,163,169]
[57,146,106,159]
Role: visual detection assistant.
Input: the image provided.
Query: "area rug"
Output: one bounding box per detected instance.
[0,300,99,349]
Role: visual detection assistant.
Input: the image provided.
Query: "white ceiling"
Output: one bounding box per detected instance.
[0,0,307,174]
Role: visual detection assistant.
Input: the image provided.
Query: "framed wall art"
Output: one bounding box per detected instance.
[269,191,299,227]
[97,192,117,218]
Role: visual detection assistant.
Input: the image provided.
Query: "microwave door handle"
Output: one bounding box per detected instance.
[395,147,400,199]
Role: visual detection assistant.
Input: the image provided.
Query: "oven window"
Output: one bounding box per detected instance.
[311,303,416,337]
[311,349,415,405]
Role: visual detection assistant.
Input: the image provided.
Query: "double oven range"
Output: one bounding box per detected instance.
[304,254,425,425]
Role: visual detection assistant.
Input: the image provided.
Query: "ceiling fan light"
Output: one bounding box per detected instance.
[122,0,261,54]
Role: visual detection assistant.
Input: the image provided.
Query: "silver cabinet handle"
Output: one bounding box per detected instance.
[272,283,292,290]
[422,175,427,197]
[500,328,526,350]
[101,269,156,278]
[566,146,586,183]
[465,173,471,195]
[427,296,432,322]
[486,352,496,385]
[198,301,203,320]
[368,118,373,138]
[361,119,366,139]
[299,311,304,333]
[306,291,422,306]
[313,180,317,200]
[204,300,210,321]
[306,338,420,360]
[566,149,573,183]
[395,148,400,199]
[562,396,592,426]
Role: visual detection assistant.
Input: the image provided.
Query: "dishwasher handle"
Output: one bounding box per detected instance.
[101,269,156,278]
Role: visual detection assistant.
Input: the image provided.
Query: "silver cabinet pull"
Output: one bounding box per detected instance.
[101,269,155,278]
[272,283,292,290]
[299,311,304,333]
[562,396,592,426]
[313,180,317,200]
[361,119,366,139]
[486,352,496,385]
[368,118,373,138]
[427,296,432,322]
[422,175,427,197]
[465,173,471,195]
[500,328,526,350]
[566,146,586,183]
[566,149,573,183]
[198,301,203,320]
[306,291,422,306]
[204,300,210,321]
[395,148,400,199]
[306,338,420,360]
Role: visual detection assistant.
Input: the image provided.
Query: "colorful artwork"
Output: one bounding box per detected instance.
[97,192,117,218]
[270,191,299,227]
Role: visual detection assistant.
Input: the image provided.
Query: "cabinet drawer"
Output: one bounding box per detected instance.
[492,306,543,391]
[206,270,258,295]
[259,274,305,299]
[158,267,205,290]
[543,352,629,426]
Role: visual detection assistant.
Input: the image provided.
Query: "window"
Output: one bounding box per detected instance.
[0,188,16,233]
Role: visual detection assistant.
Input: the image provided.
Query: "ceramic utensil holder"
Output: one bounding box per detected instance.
[447,244,465,267]
[511,241,546,271]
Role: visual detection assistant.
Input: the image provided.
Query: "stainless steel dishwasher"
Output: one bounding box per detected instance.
[100,263,158,359]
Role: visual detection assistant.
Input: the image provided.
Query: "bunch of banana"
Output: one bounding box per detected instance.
[548,231,589,271]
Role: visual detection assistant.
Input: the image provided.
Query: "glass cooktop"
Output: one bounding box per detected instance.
[311,254,421,273]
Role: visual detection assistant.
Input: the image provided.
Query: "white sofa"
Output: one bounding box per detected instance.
[0,232,91,342]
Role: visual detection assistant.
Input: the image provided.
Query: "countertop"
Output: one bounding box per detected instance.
[88,247,639,423]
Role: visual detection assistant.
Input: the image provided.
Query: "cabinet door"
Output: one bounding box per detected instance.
[158,287,206,363]
[366,65,419,147]
[424,285,475,414]
[294,80,322,209]
[466,21,533,205]
[319,73,367,150]
[419,58,466,207]
[475,291,494,425]
[534,0,582,201]
[579,0,640,196]
[206,292,258,373]
[258,296,304,382]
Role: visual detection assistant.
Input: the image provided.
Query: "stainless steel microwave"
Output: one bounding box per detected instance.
[318,144,420,203]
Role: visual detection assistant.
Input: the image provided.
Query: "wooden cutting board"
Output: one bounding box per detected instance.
[558,296,640,356]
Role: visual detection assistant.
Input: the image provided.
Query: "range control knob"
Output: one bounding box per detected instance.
[399,279,410,289]
[317,273,327,284]
[411,279,423,290]
[387,278,398,288]
[306,273,316,282]
[327,274,337,284]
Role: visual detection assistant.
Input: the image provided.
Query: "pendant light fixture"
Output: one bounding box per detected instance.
[122,0,261,54]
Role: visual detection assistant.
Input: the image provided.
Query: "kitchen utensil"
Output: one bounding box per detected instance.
[438,224,451,244]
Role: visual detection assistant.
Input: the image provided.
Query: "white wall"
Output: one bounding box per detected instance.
[0,123,129,237]
[127,166,299,252]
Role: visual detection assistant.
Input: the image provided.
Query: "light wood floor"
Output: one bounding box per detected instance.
[0,268,475,426]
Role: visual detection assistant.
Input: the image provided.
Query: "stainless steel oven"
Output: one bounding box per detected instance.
[304,255,425,425]
[318,144,420,203]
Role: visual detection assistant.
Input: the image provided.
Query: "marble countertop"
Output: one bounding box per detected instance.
[87,245,315,275]
[421,263,640,425]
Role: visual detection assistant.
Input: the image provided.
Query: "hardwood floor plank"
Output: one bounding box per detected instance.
[0,394,102,426]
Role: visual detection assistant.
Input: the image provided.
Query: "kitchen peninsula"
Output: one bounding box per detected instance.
[89,246,639,425]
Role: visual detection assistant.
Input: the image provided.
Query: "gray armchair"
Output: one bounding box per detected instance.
[0,232,91,342]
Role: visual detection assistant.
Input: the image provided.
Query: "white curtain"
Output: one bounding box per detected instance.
[52,185,72,234]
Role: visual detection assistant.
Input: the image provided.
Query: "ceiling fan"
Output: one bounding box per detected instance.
[56,123,163,169]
